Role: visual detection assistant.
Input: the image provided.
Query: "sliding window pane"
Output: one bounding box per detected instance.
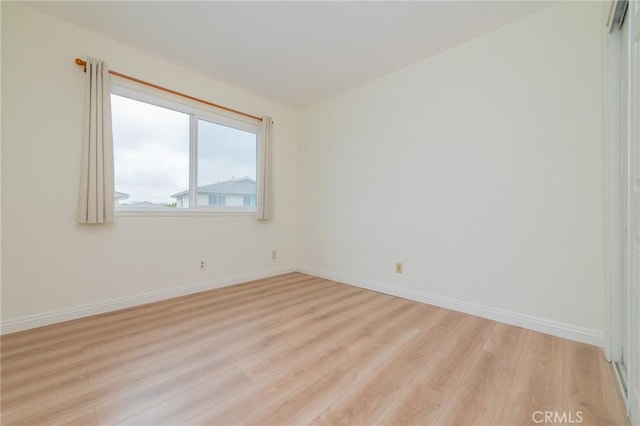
[111,94,190,208]
[197,120,257,208]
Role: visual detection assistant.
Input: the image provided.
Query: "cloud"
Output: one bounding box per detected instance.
[198,119,256,185]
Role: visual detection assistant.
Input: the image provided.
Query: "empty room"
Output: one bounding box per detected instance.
[1,1,638,425]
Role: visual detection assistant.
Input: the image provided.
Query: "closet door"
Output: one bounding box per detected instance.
[628,0,639,422]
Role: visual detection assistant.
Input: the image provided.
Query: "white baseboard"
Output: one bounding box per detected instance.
[1,267,297,335]
[298,267,603,347]
[1,266,604,348]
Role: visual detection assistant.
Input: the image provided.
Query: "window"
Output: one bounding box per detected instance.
[111,82,259,212]
[208,195,226,206]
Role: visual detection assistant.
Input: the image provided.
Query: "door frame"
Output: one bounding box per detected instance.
[604,1,639,422]
[604,1,625,369]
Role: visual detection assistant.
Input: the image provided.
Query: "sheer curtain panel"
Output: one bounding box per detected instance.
[76,57,115,224]
[257,116,273,220]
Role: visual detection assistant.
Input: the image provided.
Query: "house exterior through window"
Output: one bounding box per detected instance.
[172,177,256,208]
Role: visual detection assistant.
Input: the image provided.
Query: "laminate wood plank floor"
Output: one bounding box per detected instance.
[0,273,628,425]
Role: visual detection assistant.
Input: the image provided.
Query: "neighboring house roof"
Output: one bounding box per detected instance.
[171,177,256,198]
[115,191,130,200]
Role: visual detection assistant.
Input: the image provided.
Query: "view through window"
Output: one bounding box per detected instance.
[111,93,258,210]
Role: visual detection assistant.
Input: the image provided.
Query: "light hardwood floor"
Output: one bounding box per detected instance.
[0,273,628,425]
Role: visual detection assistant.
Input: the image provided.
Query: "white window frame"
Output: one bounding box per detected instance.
[111,77,261,217]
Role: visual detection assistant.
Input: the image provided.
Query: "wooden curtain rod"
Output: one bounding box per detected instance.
[74,58,262,122]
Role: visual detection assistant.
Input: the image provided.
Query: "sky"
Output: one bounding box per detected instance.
[111,94,256,205]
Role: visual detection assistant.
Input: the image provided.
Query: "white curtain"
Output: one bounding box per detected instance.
[77,57,115,224]
[257,116,273,220]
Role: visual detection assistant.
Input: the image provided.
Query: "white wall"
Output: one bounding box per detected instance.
[299,2,606,342]
[1,3,300,327]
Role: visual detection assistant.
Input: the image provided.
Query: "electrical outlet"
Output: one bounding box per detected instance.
[272,250,277,260]
[199,260,206,271]
[395,262,403,274]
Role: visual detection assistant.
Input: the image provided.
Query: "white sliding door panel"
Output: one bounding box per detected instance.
[629,0,640,422]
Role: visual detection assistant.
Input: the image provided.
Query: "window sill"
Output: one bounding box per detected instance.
[115,208,257,218]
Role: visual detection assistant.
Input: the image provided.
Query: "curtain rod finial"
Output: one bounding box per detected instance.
[75,58,86,72]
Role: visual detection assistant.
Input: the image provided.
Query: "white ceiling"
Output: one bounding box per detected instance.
[27,1,552,108]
